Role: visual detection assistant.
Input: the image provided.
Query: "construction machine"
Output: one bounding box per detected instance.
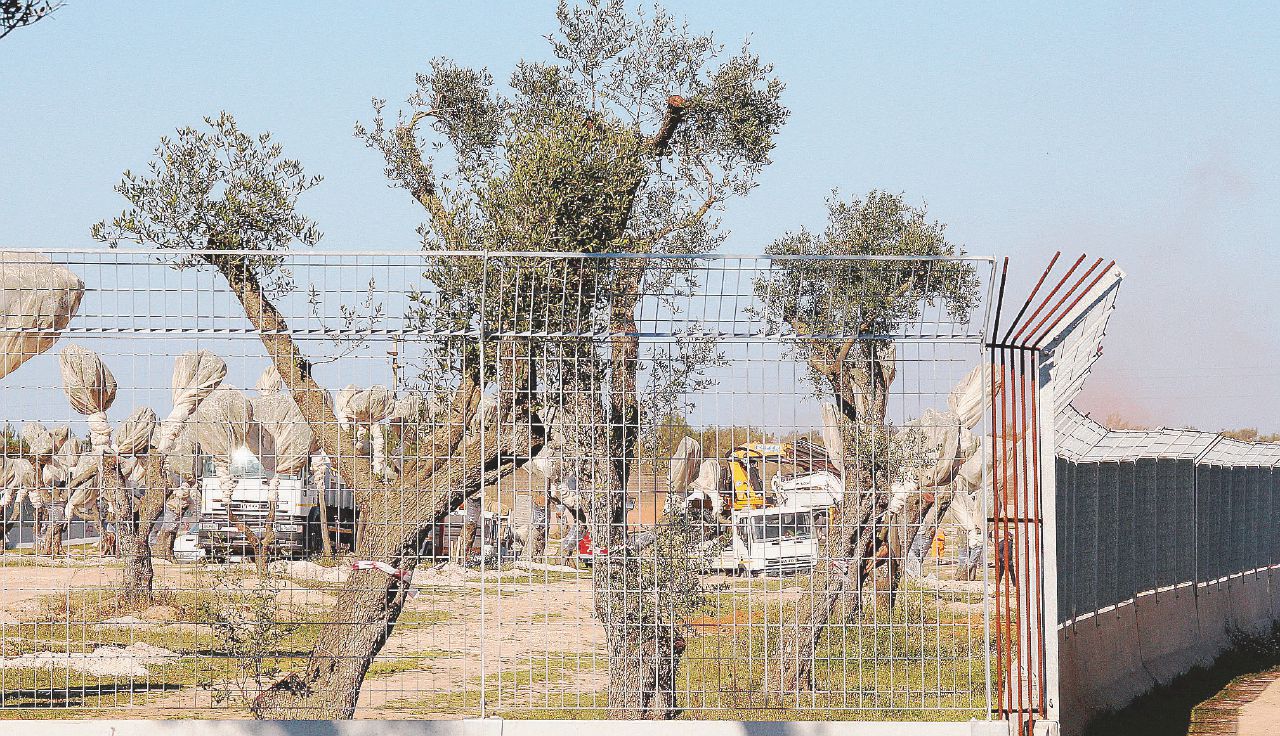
[724,439,842,512]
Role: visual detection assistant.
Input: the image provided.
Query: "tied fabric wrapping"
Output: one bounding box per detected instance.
[50,432,92,485]
[390,392,424,424]
[948,363,1001,431]
[193,387,262,499]
[688,459,725,517]
[259,369,333,486]
[0,252,85,380]
[0,456,36,517]
[20,422,55,460]
[387,391,426,474]
[58,345,117,452]
[115,406,158,482]
[251,393,311,477]
[17,423,55,511]
[251,392,313,515]
[668,436,702,496]
[346,385,395,477]
[158,351,227,455]
[254,363,284,394]
[906,407,967,490]
[164,428,201,532]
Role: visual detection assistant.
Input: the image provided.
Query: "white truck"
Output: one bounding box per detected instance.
[705,505,819,576]
[197,447,355,558]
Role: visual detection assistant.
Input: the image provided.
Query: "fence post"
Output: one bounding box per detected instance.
[1036,377,1062,727]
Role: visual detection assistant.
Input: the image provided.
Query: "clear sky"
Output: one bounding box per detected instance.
[2,2,1277,432]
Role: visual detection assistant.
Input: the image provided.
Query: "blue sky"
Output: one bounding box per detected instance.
[2,2,1277,431]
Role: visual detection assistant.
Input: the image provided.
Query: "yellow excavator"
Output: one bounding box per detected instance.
[725,439,842,511]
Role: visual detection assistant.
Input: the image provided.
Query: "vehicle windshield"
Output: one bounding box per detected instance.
[200,447,269,479]
[751,511,811,541]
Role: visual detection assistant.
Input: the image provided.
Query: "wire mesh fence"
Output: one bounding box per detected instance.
[0,249,998,721]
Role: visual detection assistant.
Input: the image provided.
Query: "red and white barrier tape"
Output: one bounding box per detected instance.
[351,560,413,581]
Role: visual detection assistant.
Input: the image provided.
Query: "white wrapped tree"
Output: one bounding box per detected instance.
[251,391,315,568]
[193,386,278,572]
[20,422,60,554]
[0,251,84,381]
[58,346,224,602]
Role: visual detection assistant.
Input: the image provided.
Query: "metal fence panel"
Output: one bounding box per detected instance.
[0,249,997,722]
[1114,461,1137,606]
[1095,463,1119,610]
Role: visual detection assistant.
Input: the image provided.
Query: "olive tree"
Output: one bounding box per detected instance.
[94,112,546,718]
[356,0,786,717]
[754,190,980,693]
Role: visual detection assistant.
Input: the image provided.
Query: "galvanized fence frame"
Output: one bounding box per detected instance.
[1,248,1004,729]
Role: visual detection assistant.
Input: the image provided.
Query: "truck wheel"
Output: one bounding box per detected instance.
[304,509,322,556]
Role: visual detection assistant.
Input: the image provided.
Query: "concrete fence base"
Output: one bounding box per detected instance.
[0,720,1019,736]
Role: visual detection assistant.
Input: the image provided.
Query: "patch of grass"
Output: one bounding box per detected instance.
[488,570,590,585]
[366,649,452,678]
[397,609,455,627]
[676,589,989,721]
[393,650,606,716]
[0,707,110,719]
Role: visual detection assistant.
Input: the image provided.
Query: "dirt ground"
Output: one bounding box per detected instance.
[0,554,986,720]
[0,557,612,719]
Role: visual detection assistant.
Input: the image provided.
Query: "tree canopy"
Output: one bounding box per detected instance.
[91,112,323,295]
[755,190,980,424]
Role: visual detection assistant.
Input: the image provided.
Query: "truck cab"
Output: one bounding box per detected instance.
[197,446,354,557]
[706,505,818,576]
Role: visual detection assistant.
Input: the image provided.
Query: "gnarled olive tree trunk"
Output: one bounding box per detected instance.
[777,340,897,694]
[96,454,172,606]
[208,259,542,719]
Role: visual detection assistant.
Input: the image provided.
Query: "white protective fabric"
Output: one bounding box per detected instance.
[909,407,965,489]
[116,406,158,483]
[116,407,157,457]
[684,459,725,517]
[193,387,259,488]
[0,252,85,380]
[391,392,424,423]
[887,478,918,516]
[20,422,55,459]
[165,427,199,482]
[163,429,201,528]
[51,425,71,451]
[948,363,1001,431]
[668,436,702,494]
[0,456,36,514]
[251,391,312,515]
[18,423,55,512]
[251,393,312,476]
[49,432,90,486]
[58,345,116,451]
[157,351,227,455]
[254,363,285,394]
[820,402,846,475]
[335,385,359,426]
[347,385,395,477]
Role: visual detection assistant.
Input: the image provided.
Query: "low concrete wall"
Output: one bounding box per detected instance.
[0,720,1014,736]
